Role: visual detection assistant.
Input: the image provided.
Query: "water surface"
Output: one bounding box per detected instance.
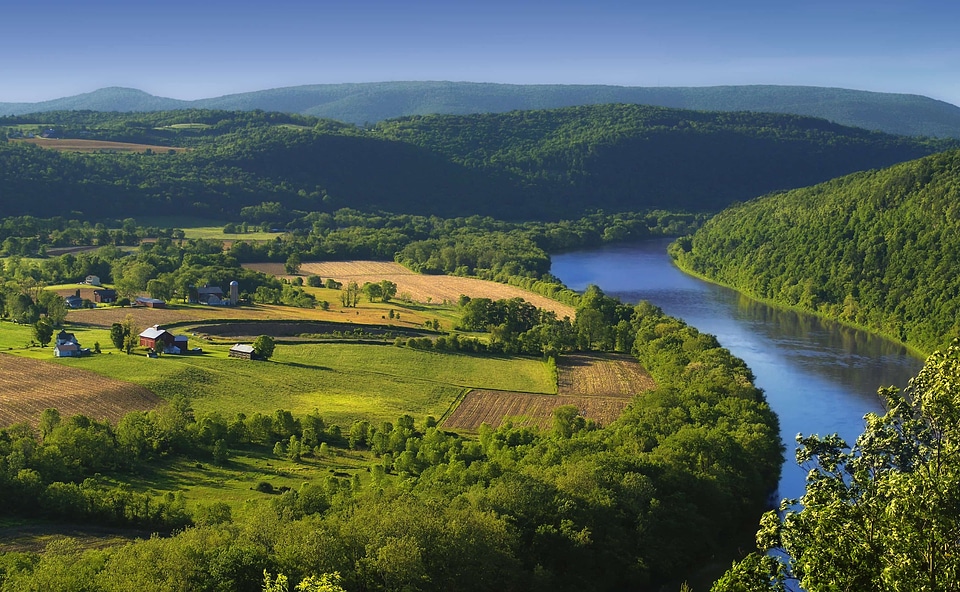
[551,239,924,500]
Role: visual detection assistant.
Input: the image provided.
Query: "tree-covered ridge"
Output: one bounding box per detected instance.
[671,148,960,353]
[3,83,960,138]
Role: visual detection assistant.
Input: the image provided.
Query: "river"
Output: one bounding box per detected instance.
[550,238,924,501]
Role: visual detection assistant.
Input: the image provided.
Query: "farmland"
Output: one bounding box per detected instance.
[245,260,577,318]
[0,353,161,427]
[441,353,655,431]
[13,138,187,154]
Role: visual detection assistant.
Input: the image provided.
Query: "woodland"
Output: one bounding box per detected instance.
[2,100,960,591]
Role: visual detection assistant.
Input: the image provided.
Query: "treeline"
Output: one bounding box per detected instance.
[672,148,960,353]
[3,105,953,221]
[0,300,781,591]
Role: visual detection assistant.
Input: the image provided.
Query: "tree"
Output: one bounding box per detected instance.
[121,314,139,354]
[284,253,302,275]
[721,341,960,591]
[33,318,53,347]
[253,335,275,360]
[379,280,397,302]
[362,282,382,302]
[110,322,126,351]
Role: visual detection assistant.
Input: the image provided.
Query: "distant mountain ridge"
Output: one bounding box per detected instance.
[3,82,960,138]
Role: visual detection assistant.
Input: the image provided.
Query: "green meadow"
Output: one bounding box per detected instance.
[33,340,554,427]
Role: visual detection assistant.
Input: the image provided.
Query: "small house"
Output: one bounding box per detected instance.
[64,294,84,309]
[56,330,79,347]
[139,325,175,350]
[135,297,166,308]
[229,344,256,360]
[85,275,101,286]
[54,342,80,357]
[94,289,117,304]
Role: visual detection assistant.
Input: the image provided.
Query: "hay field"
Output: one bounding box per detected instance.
[245,261,576,319]
[0,353,161,427]
[15,138,187,154]
[442,353,655,431]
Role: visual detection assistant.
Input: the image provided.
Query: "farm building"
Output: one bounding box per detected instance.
[94,289,117,303]
[135,297,166,308]
[85,275,101,286]
[192,283,239,306]
[64,294,84,309]
[54,342,80,357]
[138,325,189,354]
[56,330,78,346]
[139,325,175,350]
[229,344,256,360]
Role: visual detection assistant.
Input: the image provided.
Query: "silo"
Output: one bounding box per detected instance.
[230,281,239,305]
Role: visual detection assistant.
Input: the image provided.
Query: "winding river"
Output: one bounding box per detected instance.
[551,239,924,501]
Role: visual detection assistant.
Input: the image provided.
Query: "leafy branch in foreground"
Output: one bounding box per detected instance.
[715,340,960,591]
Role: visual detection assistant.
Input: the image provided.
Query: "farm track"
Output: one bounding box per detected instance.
[14,138,187,153]
[244,261,577,319]
[0,353,161,427]
[443,353,655,431]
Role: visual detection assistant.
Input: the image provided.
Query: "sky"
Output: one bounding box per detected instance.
[2,0,958,106]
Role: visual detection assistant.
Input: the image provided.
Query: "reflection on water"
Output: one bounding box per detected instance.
[551,239,924,501]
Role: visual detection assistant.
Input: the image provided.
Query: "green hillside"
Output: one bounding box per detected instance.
[2,105,952,221]
[3,83,960,138]
[671,148,960,353]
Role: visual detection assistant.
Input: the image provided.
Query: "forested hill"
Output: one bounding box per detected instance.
[671,148,960,353]
[2,82,960,138]
[1,106,954,220]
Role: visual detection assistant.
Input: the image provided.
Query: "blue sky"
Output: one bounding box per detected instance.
[2,0,958,106]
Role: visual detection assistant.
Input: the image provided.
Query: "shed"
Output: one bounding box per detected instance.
[135,297,167,308]
[229,343,256,360]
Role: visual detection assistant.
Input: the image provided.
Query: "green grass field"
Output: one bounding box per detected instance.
[35,340,554,427]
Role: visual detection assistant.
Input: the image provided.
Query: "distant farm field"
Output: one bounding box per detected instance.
[442,353,654,431]
[245,261,577,319]
[14,138,187,154]
[0,353,161,427]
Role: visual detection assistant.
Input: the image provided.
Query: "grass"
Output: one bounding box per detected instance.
[180,226,284,241]
[34,341,554,427]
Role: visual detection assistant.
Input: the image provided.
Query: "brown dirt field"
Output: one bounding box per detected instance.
[15,138,187,154]
[442,353,656,432]
[244,261,576,319]
[557,353,657,396]
[0,523,152,553]
[0,353,161,427]
[442,390,632,431]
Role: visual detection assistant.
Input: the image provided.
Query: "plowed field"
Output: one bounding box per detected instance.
[0,353,161,427]
[244,261,576,319]
[442,353,655,431]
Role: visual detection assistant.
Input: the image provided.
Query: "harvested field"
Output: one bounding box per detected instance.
[443,353,656,431]
[192,320,431,340]
[0,353,161,427]
[557,353,657,396]
[442,390,632,431]
[244,261,576,319]
[15,138,187,154]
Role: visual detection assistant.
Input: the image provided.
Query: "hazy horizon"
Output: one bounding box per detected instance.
[3,0,959,107]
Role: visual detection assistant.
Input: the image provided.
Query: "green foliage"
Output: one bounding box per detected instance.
[1,106,950,222]
[252,335,275,360]
[724,340,960,590]
[32,318,53,347]
[673,148,960,352]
